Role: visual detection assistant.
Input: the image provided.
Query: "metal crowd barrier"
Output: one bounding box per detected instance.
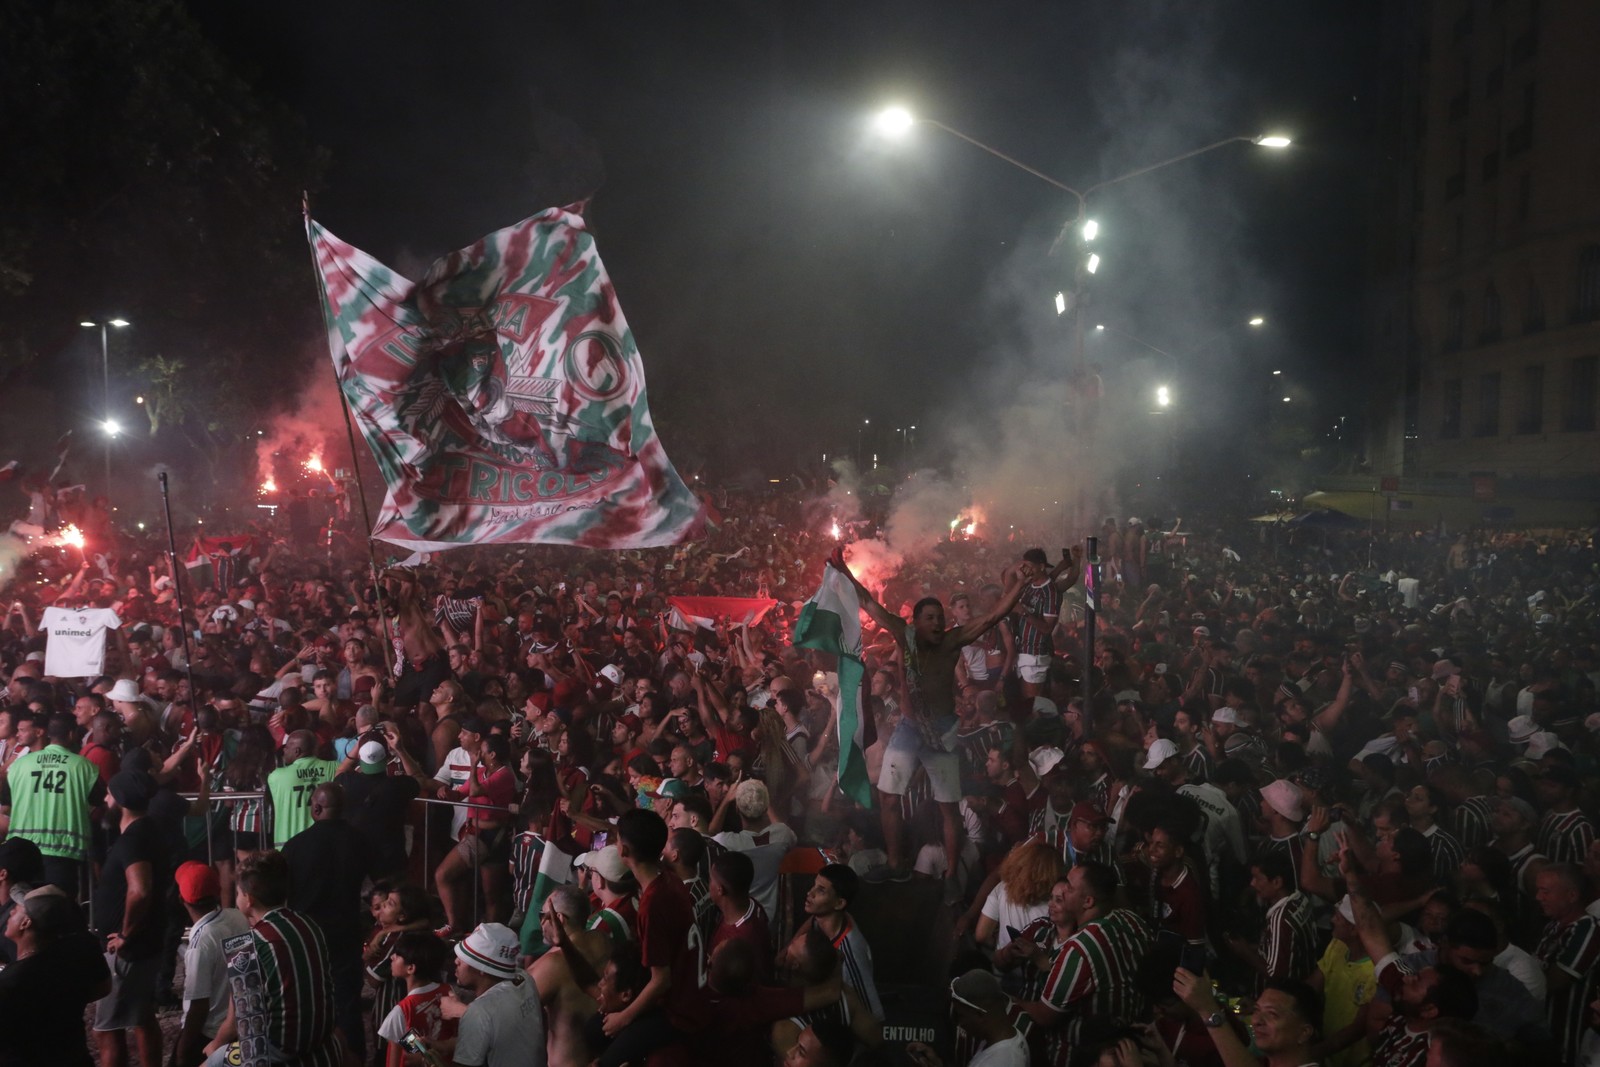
[177,790,518,926]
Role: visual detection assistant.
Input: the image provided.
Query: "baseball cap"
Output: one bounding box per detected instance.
[1525,732,1565,760]
[0,838,44,887]
[109,770,157,812]
[358,740,389,775]
[1068,801,1111,825]
[454,922,521,980]
[1260,779,1306,823]
[599,664,624,687]
[574,845,629,884]
[457,715,489,737]
[649,778,689,800]
[1192,626,1212,638]
[174,860,221,904]
[1143,738,1179,770]
[1212,707,1242,726]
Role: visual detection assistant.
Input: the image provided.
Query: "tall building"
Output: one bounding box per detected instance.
[1365,0,1600,510]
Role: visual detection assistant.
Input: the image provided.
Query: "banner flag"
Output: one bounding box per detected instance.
[307,206,706,550]
[792,563,875,809]
[666,595,778,632]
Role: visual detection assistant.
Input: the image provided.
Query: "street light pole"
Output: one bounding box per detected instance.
[872,109,1289,718]
[80,317,130,500]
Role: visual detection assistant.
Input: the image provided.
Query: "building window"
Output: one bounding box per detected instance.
[1475,373,1502,436]
[1576,246,1600,322]
[1524,278,1545,332]
[1442,379,1463,438]
[1518,364,1544,434]
[1481,282,1502,342]
[1444,291,1465,351]
[1565,356,1598,432]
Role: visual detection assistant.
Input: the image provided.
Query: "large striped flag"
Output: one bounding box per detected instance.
[306,205,706,550]
[793,562,875,808]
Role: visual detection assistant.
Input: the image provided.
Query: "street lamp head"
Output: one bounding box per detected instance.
[1272,369,1282,375]
[1248,316,1265,326]
[109,318,131,328]
[79,320,97,328]
[1254,134,1292,149]
[1095,323,1105,331]
[102,418,121,437]
[1155,385,1171,408]
[872,106,915,137]
[1081,219,1099,242]
[1281,396,1292,403]
[1085,253,1101,275]
[1054,291,1067,316]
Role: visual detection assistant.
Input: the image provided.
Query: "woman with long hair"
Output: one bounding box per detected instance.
[973,841,1066,950]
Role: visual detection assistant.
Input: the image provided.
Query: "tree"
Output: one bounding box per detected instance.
[0,0,328,486]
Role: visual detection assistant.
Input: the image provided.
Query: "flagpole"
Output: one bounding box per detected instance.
[303,194,396,678]
[157,472,199,709]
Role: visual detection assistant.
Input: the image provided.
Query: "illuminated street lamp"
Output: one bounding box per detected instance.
[1254,135,1292,148]
[1085,253,1101,275]
[1081,219,1099,242]
[1155,385,1172,408]
[80,317,131,497]
[1054,291,1067,315]
[1248,316,1265,327]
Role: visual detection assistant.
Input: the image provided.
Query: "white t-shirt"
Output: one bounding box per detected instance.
[1497,940,1547,1001]
[434,746,475,840]
[971,1031,1030,1067]
[453,976,543,1067]
[41,606,121,678]
[980,883,1049,950]
[183,907,251,1038]
[714,821,798,919]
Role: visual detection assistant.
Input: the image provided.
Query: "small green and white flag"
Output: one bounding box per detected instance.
[793,563,875,808]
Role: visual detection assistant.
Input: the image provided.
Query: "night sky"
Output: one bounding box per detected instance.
[178,2,1380,478]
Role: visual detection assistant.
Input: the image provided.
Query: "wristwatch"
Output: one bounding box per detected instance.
[1203,1009,1227,1028]
[1305,830,1321,842]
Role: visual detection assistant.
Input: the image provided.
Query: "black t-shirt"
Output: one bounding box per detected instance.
[0,933,108,1067]
[92,816,169,959]
[334,770,420,876]
[282,819,371,955]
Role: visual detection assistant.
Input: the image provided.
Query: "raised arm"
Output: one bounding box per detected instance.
[950,566,1026,646]
[833,559,903,636]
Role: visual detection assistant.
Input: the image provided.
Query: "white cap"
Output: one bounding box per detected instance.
[1260,779,1306,823]
[599,664,624,686]
[358,740,388,765]
[1212,707,1242,726]
[1028,746,1065,778]
[106,678,142,703]
[1525,732,1565,760]
[1143,738,1179,770]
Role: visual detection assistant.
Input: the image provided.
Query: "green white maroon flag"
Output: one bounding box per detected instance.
[307,205,706,550]
[793,562,875,808]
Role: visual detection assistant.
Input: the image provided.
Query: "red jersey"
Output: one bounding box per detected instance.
[636,871,704,1030]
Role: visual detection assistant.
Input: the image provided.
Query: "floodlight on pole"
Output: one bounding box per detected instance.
[1254,134,1292,149]
[1081,219,1099,242]
[1085,253,1100,274]
[1248,316,1265,326]
[1054,292,1067,316]
[1155,385,1171,408]
[872,106,916,137]
[102,418,121,437]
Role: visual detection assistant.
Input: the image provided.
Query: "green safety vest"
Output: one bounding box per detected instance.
[6,744,98,861]
[265,757,340,848]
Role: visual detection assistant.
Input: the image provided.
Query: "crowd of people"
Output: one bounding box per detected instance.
[1,482,1598,1067]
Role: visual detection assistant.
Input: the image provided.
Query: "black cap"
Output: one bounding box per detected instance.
[108,770,157,812]
[0,837,44,884]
